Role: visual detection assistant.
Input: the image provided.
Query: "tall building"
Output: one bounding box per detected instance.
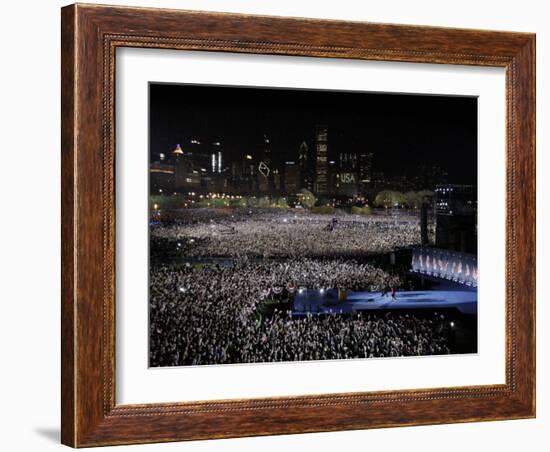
[328,159,338,195]
[210,141,223,174]
[188,139,211,175]
[358,152,373,184]
[229,160,243,194]
[272,168,281,193]
[298,140,313,191]
[335,153,358,196]
[258,134,273,193]
[357,151,374,194]
[242,154,256,193]
[315,126,328,194]
[262,134,272,167]
[339,153,357,171]
[284,161,300,194]
[170,143,201,191]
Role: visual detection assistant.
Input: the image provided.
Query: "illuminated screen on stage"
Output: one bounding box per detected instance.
[411,247,478,287]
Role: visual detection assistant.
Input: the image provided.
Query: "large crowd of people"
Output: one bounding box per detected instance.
[149,259,451,366]
[150,208,431,259]
[148,207,455,367]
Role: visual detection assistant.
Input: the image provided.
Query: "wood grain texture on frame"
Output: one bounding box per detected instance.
[61,3,536,447]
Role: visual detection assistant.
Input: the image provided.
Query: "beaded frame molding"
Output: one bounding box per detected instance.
[61,3,536,447]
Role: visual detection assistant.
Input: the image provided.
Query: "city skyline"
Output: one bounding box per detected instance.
[148,83,479,370]
[150,83,478,187]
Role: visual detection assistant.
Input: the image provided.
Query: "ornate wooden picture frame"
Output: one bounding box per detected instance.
[61,3,535,447]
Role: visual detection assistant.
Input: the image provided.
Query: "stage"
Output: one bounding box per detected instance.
[293,287,477,316]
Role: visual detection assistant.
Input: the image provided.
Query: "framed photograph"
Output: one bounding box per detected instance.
[61,4,535,447]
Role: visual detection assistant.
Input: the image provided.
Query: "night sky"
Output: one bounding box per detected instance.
[149,83,477,184]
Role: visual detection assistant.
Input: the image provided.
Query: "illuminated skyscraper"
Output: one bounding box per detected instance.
[315,126,328,194]
[358,151,374,193]
[172,143,184,158]
[187,139,211,178]
[210,141,223,173]
[169,143,201,191]
[258,134,273,193]
[298,140,313,191]
[339,153,357,171]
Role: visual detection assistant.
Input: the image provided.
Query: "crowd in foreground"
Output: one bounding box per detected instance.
[149,257,452,367]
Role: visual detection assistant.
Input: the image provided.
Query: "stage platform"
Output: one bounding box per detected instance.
[293,287,477,316]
